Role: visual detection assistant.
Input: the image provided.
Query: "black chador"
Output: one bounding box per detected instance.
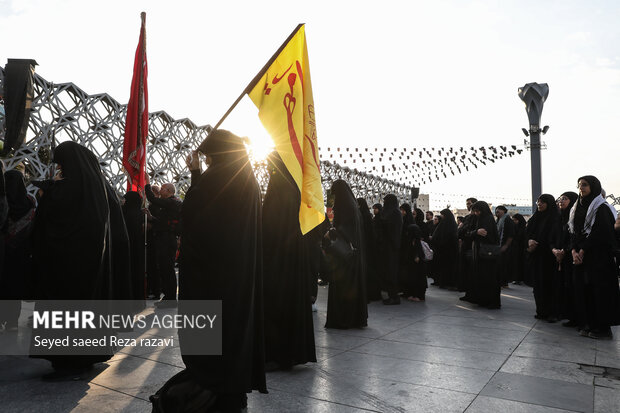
[358,198,381,301]
[122,191,146,301]
[401,224,428,301]
[431,209,459,289]
[380,194,402,304]
[177,130,266,410]
[324,180,368,328]
[262,151,317,370]
[550,191,578,323]
[30,141,132,373]
[468,201,501,308]
[569,175,620,338]
[526,194,559,320]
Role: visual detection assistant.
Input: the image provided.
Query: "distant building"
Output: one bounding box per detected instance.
[415,193,430,213]
[505,205,534,218]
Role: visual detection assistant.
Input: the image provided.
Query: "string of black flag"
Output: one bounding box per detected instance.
[318,145,525,186]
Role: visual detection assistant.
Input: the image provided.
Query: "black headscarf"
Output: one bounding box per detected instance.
[357,198,373,223]
[372,203,383,216]
[414,207,425,228]
[513,213,526,232]
[179,129,266,394]
[573,175,602,235]
[4,170,34,221]
[400,203,414,228]
[407,224,423,242]
[331,180,362,247]
[559,191,578,227]
[381,194,402,250]
[432,208,458,246]
[526,193,558,243]
[471,201,499,245]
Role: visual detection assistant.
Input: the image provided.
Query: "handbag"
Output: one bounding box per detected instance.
[478,243,502,260]
[420,240,433,261]
[325,229,357,262]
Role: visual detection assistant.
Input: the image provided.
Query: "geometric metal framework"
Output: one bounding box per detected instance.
[0,69,210,196]
[1,68,412,204]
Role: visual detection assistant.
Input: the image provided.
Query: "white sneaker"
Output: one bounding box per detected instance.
[311,303,318,312]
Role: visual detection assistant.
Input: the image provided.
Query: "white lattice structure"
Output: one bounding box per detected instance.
[0,69,211,195]
[0,68,412,203]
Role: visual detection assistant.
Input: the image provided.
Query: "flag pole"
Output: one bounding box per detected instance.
[197,23,304,154]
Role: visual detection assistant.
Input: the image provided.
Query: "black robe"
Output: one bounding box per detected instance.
[324,180,367,329]
[379,195,402,298]
[526,194,559,319]
[358,198,381,301]
[512,215,528,285]
[30,141,132,368]
[262,152,316,369]
[1,170,36,327]
[123,191,146,301]
[550,192,578,321]
[575,206,620,329]
[469,201,501,308]
[431,209,459,288]
[457,212,476,292]
[570,176,620,330]
[401,225,427,300]
[178,130,266,396]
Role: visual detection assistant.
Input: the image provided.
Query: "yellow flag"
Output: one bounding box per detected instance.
[248,24,325,234]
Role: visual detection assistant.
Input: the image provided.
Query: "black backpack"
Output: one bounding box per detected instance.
[150,369,216,413]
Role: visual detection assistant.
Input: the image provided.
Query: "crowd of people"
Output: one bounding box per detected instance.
[1,133,619,412]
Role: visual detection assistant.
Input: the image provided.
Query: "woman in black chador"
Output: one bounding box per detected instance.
[380,194,403,304]
[467,201,501,308]
[431,209,459,289]
[1,170,36,331]
[175,130,266,411]
[323,179,367,328]
[31,141,132,377]
[550,191,578,325]
[568,176,620,339]
[511,213,528,285]
[526,193,559,321]
[401,224,428,301]
[122,191,146,301]
[262,151,316,371]
[398,203,415,293]
[358,198,381,301]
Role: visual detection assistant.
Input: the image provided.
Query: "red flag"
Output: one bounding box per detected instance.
[123,12,148,191]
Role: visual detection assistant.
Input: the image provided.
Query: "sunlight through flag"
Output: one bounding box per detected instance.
[247,24,324,234]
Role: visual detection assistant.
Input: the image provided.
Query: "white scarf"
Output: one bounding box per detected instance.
[568,194,617,236]
[496,214,507,245]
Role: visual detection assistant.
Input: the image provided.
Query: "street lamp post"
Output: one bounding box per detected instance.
[518,83,549,214]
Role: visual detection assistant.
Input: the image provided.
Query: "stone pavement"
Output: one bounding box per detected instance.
[1,282,619,412]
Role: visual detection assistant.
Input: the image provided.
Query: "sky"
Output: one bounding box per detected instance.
[1,0,619,210]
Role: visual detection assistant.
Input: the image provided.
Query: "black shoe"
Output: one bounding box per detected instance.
[382,297,400,305]
[546,317,558,323]
[578,328,590,337]
[562,320,578,327]
[588,328,613,340]
[154,300,178,309]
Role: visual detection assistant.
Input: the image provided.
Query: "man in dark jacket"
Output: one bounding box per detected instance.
[145,177,182,308]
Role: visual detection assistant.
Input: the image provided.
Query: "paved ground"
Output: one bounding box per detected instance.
[1,282,619,412]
